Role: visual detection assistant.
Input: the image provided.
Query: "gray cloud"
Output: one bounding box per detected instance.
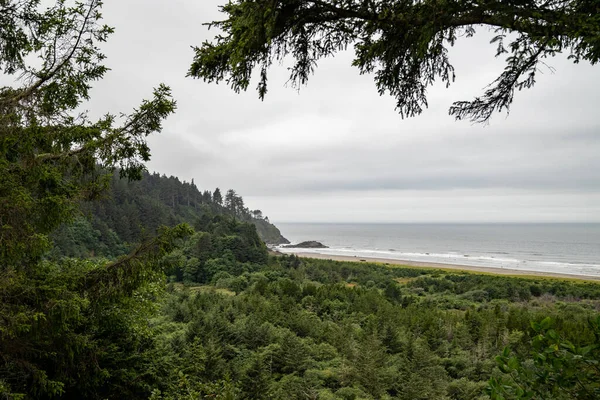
[83,0,600,223]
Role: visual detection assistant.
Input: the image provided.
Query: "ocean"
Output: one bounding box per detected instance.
[275,223,600,277]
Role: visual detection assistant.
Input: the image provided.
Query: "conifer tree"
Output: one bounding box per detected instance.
[0,1,189,397]
[191,0,600,123]
[213,187,223,206]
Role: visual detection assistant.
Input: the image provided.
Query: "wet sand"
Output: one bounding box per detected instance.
[291,252,600,282]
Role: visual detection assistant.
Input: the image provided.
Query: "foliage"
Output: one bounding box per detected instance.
[0,224,192,399]
[49,172,288,259]
[0,0,179,397]
[146,255,600,399]
[191,0,600,123]
[164,214,269,285]
[0,0,176,268]
[489,316,600,399]
[2,2,599,399]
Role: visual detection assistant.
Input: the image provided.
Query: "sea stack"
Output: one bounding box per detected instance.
[283,241,328,249]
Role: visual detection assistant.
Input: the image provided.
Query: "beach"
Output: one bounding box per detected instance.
[291,251,600,281]
[277,223,600,280]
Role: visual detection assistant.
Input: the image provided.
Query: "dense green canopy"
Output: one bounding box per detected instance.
[0,0,176,266]
[1,1,599,398]
[0,1,182,396]
[190,0,600,123]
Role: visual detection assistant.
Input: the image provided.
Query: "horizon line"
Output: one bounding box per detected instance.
[274,221,600,224]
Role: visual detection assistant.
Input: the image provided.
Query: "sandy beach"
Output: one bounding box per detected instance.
[291,252,600,282]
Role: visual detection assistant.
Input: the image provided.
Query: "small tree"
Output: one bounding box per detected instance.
[224,189,238,216]
[213,187,223,205]
[252,209,263,219]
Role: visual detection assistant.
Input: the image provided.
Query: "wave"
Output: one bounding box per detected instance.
[276,245,600,277]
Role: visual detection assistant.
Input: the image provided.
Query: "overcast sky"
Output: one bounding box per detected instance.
[86,0,600,223]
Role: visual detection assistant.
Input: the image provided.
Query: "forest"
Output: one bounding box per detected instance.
[49,171,289,259]
[147,249,600,400]
[2,1,600,399]
[5,204,600,398]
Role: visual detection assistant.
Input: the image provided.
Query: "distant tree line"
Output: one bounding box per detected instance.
[49,171,288,259]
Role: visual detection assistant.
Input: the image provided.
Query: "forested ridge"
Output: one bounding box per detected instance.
[49,171,289,259]
[10,169,600,399]
[5,204,600,399]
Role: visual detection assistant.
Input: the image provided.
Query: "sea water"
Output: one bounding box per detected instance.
[275,223,600,277]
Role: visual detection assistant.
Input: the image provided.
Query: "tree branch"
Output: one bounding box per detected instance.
[1,0,98,107]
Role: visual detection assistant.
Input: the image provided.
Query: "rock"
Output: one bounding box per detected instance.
[283,240,328,249]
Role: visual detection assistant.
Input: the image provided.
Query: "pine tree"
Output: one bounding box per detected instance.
[213,187,223,206]
[0,1,188,397]
[191,0,600,123]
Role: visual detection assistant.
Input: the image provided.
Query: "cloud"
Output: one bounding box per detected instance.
[247,189,600,223]
[82,0,600,222]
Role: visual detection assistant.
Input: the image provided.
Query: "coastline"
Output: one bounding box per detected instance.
[291,252,600,282]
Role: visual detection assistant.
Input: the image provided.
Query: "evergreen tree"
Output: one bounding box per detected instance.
[213,187,223,206]
[191,0,600,123]
[224,189,238,216]
[0,1,186,397]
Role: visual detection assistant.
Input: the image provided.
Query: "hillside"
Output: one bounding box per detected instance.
[50,171,288,259]
[149,257,600,400]
[12,175,600,400]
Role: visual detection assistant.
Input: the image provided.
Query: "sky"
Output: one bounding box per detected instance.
[85,0,600,223]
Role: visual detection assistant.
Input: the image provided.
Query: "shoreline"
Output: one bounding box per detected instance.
[290,252,600,282]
